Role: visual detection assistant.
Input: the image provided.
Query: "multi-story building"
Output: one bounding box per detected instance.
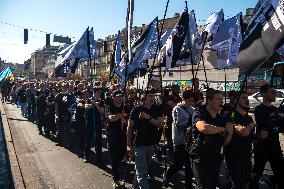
[31,45,60,78]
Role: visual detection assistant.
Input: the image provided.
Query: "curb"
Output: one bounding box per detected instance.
[0,102,25,189]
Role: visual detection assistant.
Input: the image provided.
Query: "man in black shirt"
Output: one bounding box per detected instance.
[55,83,72,147]
[224,91,256,189]
[46,88,57,137]
[251,84,284,189]
[189,89,233,188]
[106,90,127,188]
[75,90,89,159]
[127,88,164,189]
[36,83,48,135]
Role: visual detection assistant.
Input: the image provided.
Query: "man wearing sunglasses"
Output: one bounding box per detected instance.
[251,84,284,189]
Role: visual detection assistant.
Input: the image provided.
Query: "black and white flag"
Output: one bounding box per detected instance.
[237,0,284,75]
[109,31,122,80]
[157,8,189,68]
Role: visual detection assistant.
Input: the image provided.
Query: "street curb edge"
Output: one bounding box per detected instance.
[0,101,26,189]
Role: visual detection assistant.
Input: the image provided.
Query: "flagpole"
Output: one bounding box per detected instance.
[224,69,227,104]
[123,0,134,94]
[122,1,134,186]
[201,54,209,89]
[86,27,93,94]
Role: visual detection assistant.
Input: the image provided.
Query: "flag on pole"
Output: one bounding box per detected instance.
[116,52,127,87]
[109,31,122,80]
[126,17,159,77]
[204,10,224,37]
[188,10,199,47]
[55,59,80,77]
[211,13,243,69]
[0,66,13,81]
[54,27,98,77]
[176,10,199,66]
[88,27,98,60]
[157,8,189,68]
[237,0,284,75]
[245,0,271,38]
[191,31,208,64]
[160,24,174,47]
[127,0,134,63]
[57,43,75,57]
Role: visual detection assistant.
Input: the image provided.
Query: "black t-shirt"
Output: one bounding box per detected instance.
[54,92,72,120]
[190,108,226,160]
[224,111,254,157]
[107,103,124,133]
[130,104,163,147]
[254,103,280,145]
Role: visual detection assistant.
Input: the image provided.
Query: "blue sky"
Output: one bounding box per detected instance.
[0,0,258,64]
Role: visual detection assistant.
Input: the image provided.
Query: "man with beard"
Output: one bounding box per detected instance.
[189,89,233,188]
[106,90,127,188]
[224,91,255,189]
[250,84,284,189]
[127,88,164,189]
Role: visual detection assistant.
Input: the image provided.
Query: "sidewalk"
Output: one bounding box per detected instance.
[0,101,25,189]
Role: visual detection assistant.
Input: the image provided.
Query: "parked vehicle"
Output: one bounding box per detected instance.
[248,89,284,112]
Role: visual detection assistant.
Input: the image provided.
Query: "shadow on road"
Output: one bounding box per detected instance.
[7,117,28,122]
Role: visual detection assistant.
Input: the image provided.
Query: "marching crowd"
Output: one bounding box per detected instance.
[1,78,284,189]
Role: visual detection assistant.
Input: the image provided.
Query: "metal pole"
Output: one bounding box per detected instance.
[224,69,227,104]
[86,27,93,94]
